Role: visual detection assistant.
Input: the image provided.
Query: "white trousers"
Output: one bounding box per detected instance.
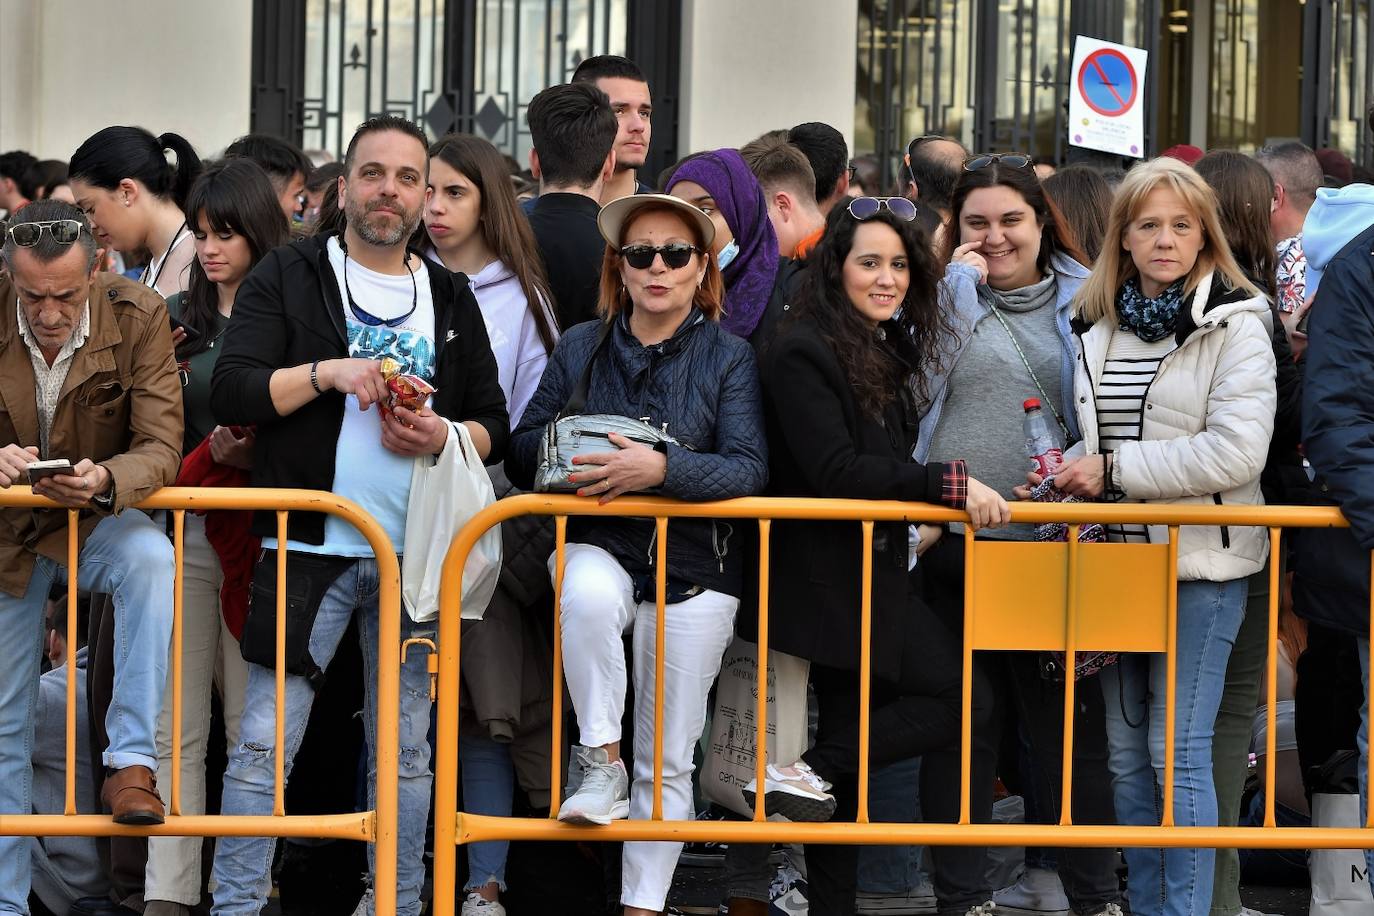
[554,543,738,912]
[145,513,250,905]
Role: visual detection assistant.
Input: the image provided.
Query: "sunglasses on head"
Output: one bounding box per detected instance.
[619,243,701,270]
[847,196,918,222]
[963,153,1033,172]
[3,219,85,247]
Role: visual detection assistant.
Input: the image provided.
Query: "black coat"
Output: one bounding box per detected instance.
[1294,222,1374,636]
[211,232,509,545]
[507,311,768,597]
[744,313,953,681]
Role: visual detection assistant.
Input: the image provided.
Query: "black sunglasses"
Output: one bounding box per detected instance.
[619,243,701,270]
[3,219,85,247]
[847,196,918,222]
[963,153,1033,172]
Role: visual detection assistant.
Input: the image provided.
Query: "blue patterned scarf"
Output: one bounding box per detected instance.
[1117,277,1186,343]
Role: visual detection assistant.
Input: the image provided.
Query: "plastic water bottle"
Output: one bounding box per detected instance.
[1023,398,1064,477]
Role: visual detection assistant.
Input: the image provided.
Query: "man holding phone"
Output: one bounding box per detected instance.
[0,200,183,910]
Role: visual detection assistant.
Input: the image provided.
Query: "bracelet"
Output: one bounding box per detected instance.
[309,360,323,394]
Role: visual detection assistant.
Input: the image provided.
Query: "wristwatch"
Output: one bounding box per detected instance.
[91,472,116,511]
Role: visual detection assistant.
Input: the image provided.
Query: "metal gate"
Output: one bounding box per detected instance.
[251,0,680,174]
[1304,0,1374,165]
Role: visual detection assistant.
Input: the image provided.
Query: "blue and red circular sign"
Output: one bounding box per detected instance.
[1077,48,1138,117]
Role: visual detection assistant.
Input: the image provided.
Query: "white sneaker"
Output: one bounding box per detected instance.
[741,760,837,822]
[855,878,937,913]
[1084,906,1124,916]
[963,903,997,916]
[461,892,507,915]
[349,889,374,916]
[557,745,629,825]
[992,866,1069,916]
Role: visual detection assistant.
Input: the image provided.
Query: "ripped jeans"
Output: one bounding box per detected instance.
[210,558,434,916]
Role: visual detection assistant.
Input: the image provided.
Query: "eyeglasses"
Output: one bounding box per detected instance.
[619,243,701,270]
[963,153,1033,172]
[847,196,918,222]
[846,165,858,182]
[3,219,85,247]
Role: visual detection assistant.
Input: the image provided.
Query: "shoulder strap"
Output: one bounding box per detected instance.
[559,319,615,418]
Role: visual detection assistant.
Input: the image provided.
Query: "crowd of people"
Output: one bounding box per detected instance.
[0,52,1372,916]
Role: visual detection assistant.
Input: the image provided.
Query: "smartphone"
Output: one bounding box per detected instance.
[1296,308,1311,335]
[169,316,202,347]
[26,459,74,485]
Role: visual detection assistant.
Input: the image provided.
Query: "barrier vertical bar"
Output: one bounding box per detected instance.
[652,517,669,821]
[64,512,78,816]
[171,510,185,815]
[1161,526,1179,827]
[1060,525,1080,825]
[1264,528,1281,828]
[857,521,874,824]
[960,525,976,825]
[548,516,567,819]
[433,510,463,916]
[754,519,772,822]
[273,513,288,817]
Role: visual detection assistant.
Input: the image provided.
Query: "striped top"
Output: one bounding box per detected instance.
[1096,329,1174,542]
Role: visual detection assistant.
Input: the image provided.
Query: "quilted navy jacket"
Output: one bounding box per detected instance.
[507,310,768,598]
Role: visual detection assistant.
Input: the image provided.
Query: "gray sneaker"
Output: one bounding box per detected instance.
[557,745,629,825]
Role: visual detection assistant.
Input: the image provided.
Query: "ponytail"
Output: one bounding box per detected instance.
[158,132,203,213]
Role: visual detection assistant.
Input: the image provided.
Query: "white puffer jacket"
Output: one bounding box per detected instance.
[1071,273,1277,582]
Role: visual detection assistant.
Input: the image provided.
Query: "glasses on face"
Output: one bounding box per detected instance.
[3,219,85,247]
[963,153,1033,172]
[847,196,918,222]
[846,165,858,182]
[619,243,701,270]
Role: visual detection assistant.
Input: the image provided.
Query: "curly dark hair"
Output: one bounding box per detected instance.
[790,205,948,418]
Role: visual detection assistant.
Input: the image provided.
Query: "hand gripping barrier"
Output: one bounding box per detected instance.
[0,487,401,916]
[431,495,1374,916]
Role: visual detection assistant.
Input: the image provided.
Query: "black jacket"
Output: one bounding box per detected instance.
[507,311,768,598]
[745,313,954,681]
[1294,222,1374,635]
[527,193,605,330]
[211,232,509,544]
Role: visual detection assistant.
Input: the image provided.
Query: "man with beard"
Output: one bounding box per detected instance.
[207,116,508,916]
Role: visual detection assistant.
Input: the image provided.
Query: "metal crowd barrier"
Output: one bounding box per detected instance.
[0,487,401,916]
[431,495,1374,916]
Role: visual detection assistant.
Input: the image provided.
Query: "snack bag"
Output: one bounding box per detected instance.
[378,356,436,424]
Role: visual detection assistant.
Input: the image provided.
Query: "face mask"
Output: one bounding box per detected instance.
[717,239,740,271]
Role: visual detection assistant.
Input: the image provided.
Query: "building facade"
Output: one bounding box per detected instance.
[1,0,1368,190]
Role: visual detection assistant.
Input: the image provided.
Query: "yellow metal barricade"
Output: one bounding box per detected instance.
[0,487,401,916]
[430,495,1374,916]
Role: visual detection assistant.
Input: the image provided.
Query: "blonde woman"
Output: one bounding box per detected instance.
[1019,157,1276,916]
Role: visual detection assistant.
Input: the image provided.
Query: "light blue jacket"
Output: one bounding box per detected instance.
[1302,183,1374,296]
[914,251,1089,464]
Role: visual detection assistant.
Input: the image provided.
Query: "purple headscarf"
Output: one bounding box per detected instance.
[667,148,780,339]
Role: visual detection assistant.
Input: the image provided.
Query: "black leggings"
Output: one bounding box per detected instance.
[799,595,981,916]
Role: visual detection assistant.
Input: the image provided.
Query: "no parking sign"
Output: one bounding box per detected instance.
[1068,36,1148,158]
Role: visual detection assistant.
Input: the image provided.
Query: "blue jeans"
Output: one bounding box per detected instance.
[1358,637,1374,891]
[210,559,435,916]
[1100,578,1246,916]
[857,757,929,893]
[0,511,173,913]
[460,732,514,892]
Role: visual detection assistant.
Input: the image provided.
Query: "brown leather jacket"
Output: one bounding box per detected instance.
[0,271,183,596]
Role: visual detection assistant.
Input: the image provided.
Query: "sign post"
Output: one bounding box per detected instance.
[1068,36,1149,159]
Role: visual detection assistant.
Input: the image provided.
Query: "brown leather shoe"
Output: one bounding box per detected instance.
[101,765,164,825]
[723,899,768,916]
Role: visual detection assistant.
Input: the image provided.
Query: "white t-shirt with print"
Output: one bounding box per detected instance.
[280,236,435,557]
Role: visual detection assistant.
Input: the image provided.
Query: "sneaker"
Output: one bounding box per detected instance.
[557,745,629,825]
[461,893,506,916]
[855,879,937,914]
[680,808,730,866]
[769,854,810,915]
[741,761,837,823]
[1084,906,1124,916]
[349,890,373,916]
[991,867,1069,916]
[963,905,997,916]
